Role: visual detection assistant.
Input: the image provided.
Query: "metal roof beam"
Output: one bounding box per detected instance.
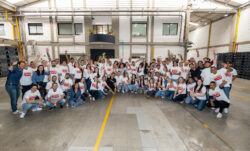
[0,0,16,11]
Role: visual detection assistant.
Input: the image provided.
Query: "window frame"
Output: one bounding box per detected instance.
[132,22,147,37]
[28,23,43,35]
[74,23,83,35]
[162,23,178,36]
[58,23,73,35]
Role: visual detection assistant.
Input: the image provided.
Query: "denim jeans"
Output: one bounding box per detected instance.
[46,99,66,107]
[5,85,20,112]
[128,84,139,92]
[185,96,193,104]
[223,87,231,99]
[89,90,99,99]
[85,78,91,91]
[98,90,104,99]
[155,90,165,98]
[165,90,175,101]
[173,94,187,102]
[171,78,178,84]
[22,99,44,114]
[21,85,32,98]
[191,98,207,111]
[69,99,83,107]
[118,84,126,92]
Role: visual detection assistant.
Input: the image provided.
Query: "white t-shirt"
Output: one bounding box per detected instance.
[220,68,237,85]
[131,66,137,75]
[194,86,206,100]
[68,62,75,74]
[50,66,59,79]
[73,68,82,79]
[60,78,73,91]
[209,87,230,103]
[59,65,69,78]
[177,83,187,94]
[22,90,41,105]
[170,66,181,80]
[20,67,33,86]
[116,75,124,85]
[90,81,98,90]
[106,65,113,75]
[209,69,226,86]
[99,80,107,91]
[180,66,190,79]
[47,88,64,100]
[79,82,85,94]
[201,68,211,86]
[187,82,196,93]
[83,69,92,79]
[166,82,177,91]
[138,67,144,76]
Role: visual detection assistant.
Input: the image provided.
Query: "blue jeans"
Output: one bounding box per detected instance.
[185,96,193,104]
[128,84,139,92]
[98,90,105,99]
[69,99,83,107]
[21,85,32,98]
[22,99,44,114]
[165,90,174,101]
[191,98,207,111]
[223,87,231,99]
[46,99,66,107]
[171,79,178,84]
[118,84,125,92]
[85,78,91,91]
[5,85,20,112]
[155,90,165,98]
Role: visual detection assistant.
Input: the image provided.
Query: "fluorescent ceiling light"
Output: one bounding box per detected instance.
[6,0,23,4]
[189,22,199,26]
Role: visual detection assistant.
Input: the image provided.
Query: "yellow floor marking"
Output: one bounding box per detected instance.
[203,124,209,128]
[93,94,115,151]
[232,82,250,89]
[230,92,250,101]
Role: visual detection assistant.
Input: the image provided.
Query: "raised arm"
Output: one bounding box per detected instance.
[196,49,200,58]
[65,50,70,64]
[34,52,41,65]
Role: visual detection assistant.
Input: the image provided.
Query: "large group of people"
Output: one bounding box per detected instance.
[5,49,237,119]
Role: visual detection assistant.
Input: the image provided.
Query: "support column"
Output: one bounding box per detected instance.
[112,16,119,58]
[49,0,55,59]
[206,22,212,57]
[183,0,191,61]
[84,16,92,55]
[233,9,241,53]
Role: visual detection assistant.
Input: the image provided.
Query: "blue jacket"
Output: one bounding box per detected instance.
[6,66,23,85]
[32,71,50,84]
[68,88,82,102]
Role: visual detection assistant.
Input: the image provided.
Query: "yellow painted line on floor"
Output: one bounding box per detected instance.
[203,124,209,128]
[93,94,115,151]
[231,92,250,101]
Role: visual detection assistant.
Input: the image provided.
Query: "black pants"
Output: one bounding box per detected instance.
[173,94,187,102]
[21,85,32,98]
[89,90,98,99]
[214,100,230,113]
[37,82,46,98]
[147,90,156,97]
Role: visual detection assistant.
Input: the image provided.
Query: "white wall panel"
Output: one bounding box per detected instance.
[237,44,250,52]
[153,16,182,42]
[154,0,186,8]
[132,45,146,53]
[154,46,184,59]
[119,45,130,58]
[132,0,148,8]
[189,25,209,48]
[92,16,112,25]
[119,0,130,8]
[237,8,250,42]
[119,16,130,42]
[59,46,85,54]
[55,0,71,8]
[26,46,52,63]
[0,21,14,40]
[72,0,84,7]
[86,0,116,8]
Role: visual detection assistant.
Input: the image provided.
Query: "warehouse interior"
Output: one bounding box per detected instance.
[0,0,250,151]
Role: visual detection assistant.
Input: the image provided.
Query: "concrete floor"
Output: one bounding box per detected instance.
[0,78,250,151]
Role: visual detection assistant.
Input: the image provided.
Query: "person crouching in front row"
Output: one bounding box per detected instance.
[67,83,83,108]
[20,84,44,118]
[46,83,66,111]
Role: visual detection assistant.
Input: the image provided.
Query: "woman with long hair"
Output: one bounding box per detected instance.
[68,83,83,108]
[190,79,207,111]
[173,77,187,103]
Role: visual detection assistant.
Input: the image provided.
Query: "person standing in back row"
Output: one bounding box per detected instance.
[5,61,25,114]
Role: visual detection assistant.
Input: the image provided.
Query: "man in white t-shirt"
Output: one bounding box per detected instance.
[20,61,33,98]
[209,66,227,88]
[46,76,60,93]
[201,61,212,88]
[209,81,230,118]
[19,84,44,118]
[46,83,65,111]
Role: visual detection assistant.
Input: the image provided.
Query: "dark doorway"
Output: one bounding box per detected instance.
[90,49,115,61]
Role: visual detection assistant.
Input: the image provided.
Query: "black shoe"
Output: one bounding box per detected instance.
[49,107,54,111]
[60,104,63,108]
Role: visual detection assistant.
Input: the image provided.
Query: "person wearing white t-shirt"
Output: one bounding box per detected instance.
[19,85,44,118]
[72,62,82,83]
[185,77,196,104]
[65,50,75,74]
[49,60,59,80]
[170,61,181,83]
[220,62,237,98]
[209,81,230,118]
[59,61,69,80]
[60,73,73,92]
[146,78,156,99]
[98,76,113,99]
[190,79,207,111]
[46,83,65,111]
[115,72,125,93]
[89,76,99,101]
[210,66,227,88]
[201,61,212,88]
[163,78,177,101]
[155,77,166,99]
[20,62,33,98]
[173,77,187,103]
[179,61,190,80]
[46,75,60,93]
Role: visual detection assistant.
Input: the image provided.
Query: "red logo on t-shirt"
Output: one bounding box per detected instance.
[51,71,57,74]
[102,84,105,87]
[181,68,184,72]
[213,92,221,98]
[190,87,194,91]
[172,69,177,74]
[76,70,81,74]
[62,69,67,73]
[178,86,183,90]
[64,83,69,87]
[24,72,31,76]
[214,75,222,81]
[51,94,59,98]
[80,86,84,89]
[225,73,231,77]
[92,83,97,88]
[29,96,36,100]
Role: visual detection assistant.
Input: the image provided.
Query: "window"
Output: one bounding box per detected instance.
[132,23,147,36]
[74,23,83,35]
[0,24,4,35]
[58,23,73,35]
[163,23,178,35]
[93,25,112,34]
[28,23,43,35]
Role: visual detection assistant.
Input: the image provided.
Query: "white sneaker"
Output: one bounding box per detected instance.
[19,112,25,119]
[217,113,223,118]
[211,107,215,110]
[122,90,125,94]
[92,97,95,101]
[117,90,120,93]
[223,108,228,114]
[12,110,19,115]
[180,101,184,104]
[215,108,220,113]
